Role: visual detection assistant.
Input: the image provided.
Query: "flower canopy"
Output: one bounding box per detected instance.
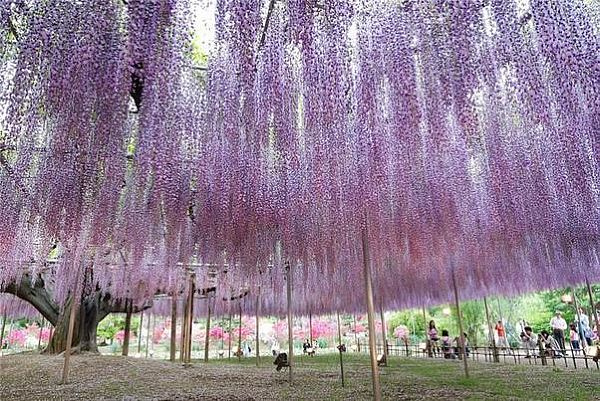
[0,0,598,316]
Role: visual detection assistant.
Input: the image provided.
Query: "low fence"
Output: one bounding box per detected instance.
[378,342,600,371]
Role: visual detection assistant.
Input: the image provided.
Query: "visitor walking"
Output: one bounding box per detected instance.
[495,320,510,350]
[549,311,567,353]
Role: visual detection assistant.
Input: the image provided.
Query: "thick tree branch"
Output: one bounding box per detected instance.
[2,273,60,324]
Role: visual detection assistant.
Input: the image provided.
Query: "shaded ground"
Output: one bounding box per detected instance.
[1,353,598,400]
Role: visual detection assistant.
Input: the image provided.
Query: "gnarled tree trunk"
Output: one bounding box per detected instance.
[2,273,146,354]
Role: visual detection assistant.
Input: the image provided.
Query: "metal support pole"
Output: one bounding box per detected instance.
[451,269,469,378]
[286,261,294,384]
[337,311,345,387]
[361,229,381,401]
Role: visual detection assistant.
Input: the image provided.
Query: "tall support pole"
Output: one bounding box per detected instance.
[186,275,196,364]
[585,278,600,342]
[62,292,79,384]
[228,314,232,359]
[286,262,294,385]
[145,312,151,358]
[138,311,144,354]
[238,302,243,361]
[170,293,177,362]
[180,292,189,363]
[361,230,381,401]
[122,299,132,356]
[422,306,431,357]
[337,311,345,387]
[483,296,498,362]
[37,317,45,350]
[256,289,261,366]
[204,297,212,362]
[379,306,388,362]
[309,311,313,347]
[0,312,6,354]
[451,269,469,378]
[353,315,359,352]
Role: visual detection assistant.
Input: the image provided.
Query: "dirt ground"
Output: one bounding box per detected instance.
[1,353,599,400]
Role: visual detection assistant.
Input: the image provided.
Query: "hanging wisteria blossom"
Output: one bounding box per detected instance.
[0,0,598,319]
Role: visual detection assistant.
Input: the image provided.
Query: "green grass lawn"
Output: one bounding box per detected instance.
[1,352,598,400]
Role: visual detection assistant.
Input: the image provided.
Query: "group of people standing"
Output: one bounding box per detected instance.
[426,320,469,359]
[425,307,599,362]
[518,309,597,359]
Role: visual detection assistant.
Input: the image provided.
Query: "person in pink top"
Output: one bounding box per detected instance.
[427,320,439,357]
[569,323,580,354]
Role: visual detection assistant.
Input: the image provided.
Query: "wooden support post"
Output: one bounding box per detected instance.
[585,278,600,343]
[186,275,196,364]
[61,293,79,384]
[145,311,151,358]
[204,297,212,362]
[353,315,359,353]
[170,293,177,362]
[238,302,243,361]
[361,230,381,401]
[380,306,388,362]
[423,306,432,357]
[309,311,313,347]
[483,296,499,362]
[571,288,587,363]
[228,314,232,359]
[37,317,45,350]
[122,299,132,356]
[138,311,144,354]
[256,290,260,366]
[180,293,188,363]
[0,312,6,354]
[451,269,469,378]
[286,261,294,384]
[337,311,345,387]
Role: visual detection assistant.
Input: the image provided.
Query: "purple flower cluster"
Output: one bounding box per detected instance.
[0,0,598,315]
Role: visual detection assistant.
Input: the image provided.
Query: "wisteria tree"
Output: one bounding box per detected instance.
[1,0,599,356]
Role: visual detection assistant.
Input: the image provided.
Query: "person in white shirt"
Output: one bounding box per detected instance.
[520,326,538,357]
[549,311,567,353]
